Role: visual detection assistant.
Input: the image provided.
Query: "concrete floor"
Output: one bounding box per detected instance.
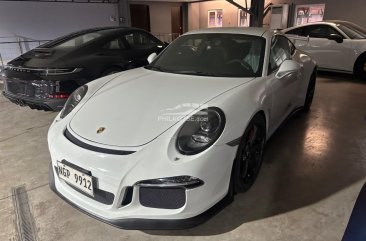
[1,72,366,241]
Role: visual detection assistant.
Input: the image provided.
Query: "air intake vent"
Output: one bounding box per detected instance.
[139,187,186,209]
[121,186,134,206]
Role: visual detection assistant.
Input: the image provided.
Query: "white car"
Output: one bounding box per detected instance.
[283,20,366,79]
[48,28,317,229]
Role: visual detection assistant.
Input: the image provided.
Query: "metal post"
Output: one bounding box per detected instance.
[17,37,23,54]
[0,52,4,69]
[250,0,265,27]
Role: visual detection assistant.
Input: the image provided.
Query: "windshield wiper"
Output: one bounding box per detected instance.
[172,70,227,77]
[144,65,168,72]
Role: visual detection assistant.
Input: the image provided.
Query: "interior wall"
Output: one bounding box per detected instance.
[264,0,366,28]
[188,0,251,31]
[0,1,119,41]
[188,3,200,31]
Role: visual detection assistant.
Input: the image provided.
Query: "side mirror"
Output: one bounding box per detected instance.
[275,60,301,79]
[328,33,343,43]
[147,52,157,64]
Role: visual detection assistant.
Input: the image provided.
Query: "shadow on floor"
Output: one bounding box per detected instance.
[144,75,366,236]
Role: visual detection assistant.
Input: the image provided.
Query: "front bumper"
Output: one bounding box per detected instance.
[48,118,238,229]
[49,162,233,229]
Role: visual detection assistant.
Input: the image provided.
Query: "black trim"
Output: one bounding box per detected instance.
[226,137,241,147]
[49,162,233,230]
[64,128,135,155]
[121,186,134,206]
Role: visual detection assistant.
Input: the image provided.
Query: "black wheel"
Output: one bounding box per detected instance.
[101,67,122,77]
[233,114,266,193]
[303,72,316,112]
[354,54,366,80]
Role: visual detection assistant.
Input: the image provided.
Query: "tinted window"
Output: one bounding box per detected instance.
[146,33,266,78]
[102,38,127,50]
[286,27,304,36]
[268,35,292,74]
[54,32,102,49]
[304,25,341,38]
[124,32,160,49]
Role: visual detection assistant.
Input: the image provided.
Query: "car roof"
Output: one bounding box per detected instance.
[66,26,146,36]
[184,27,272,37]
[41,27,151,48]
[283,20,356,31]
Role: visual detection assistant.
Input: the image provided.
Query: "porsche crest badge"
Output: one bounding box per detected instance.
[97,127,106,134]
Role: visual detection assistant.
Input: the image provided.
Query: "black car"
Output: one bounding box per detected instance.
[1,27,166,111]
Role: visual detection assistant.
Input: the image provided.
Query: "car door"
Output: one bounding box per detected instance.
[267,35,302,130]
[123,31,165,67]
[300,24,353,71]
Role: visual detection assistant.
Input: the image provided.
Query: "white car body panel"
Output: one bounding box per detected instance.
[284,21,366,73]
[48,28,316,227]
[70,68,254,147]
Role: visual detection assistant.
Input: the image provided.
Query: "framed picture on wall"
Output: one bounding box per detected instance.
[294,4,325,26]
[208,9,223,28]
[238,9,250,27]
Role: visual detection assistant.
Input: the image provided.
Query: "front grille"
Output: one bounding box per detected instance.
[139,187,186,209]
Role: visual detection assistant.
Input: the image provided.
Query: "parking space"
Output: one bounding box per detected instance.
[1,72,365,241]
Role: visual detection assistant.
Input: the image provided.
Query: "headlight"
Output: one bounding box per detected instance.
[177,107,225,155]
[60,85,88,119]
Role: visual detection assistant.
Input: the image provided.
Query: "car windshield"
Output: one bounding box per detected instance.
[337,22,366,39]
[146,33,266,77]
[51,32,103,49]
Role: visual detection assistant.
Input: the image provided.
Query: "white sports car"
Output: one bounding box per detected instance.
[48,28,317,229]
[283,20,366,79]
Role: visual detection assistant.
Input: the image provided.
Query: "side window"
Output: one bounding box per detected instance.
[268,35,292,74]
[286,27,304,36]
[102,38,126,50]
[124,32,159,49]
[304,25,341,38]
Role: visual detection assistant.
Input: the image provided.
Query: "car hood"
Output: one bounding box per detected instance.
[69,68,253,147]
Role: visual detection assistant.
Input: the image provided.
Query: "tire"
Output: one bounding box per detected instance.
[232,114,266,193]
[354,54,366,80]
[303,72,316,112]
[101,67,123,77]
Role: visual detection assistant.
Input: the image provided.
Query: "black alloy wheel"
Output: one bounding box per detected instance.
[233,114,266,193]
[355,54,366,80]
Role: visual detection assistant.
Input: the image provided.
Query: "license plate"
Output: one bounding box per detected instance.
[56,162,94,196]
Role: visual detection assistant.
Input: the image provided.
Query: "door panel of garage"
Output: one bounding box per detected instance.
[130,4,150,32]
[171,6,182,40]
